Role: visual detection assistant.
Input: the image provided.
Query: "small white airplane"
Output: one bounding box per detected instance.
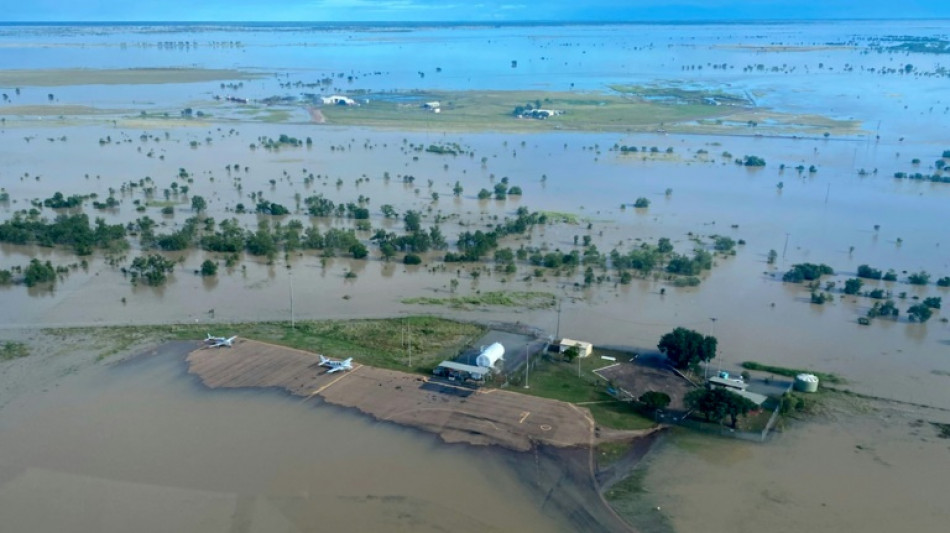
[319,355,354,374]
[207,335,237,348]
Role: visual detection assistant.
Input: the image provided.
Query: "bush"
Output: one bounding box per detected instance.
[867,300,898,319]
[672,276,701,287]
[403,253,422,265]
[638,391,671,410]
[908,271,930,285]
[908,303,933,322]
[24,259,57,287]
[743,155,766,167]
[633,197,650,208]
[857,264,882,280]
[713,236,735,252]
[200,260,217,277]
[843,278,863,295]
[783,263,834,283]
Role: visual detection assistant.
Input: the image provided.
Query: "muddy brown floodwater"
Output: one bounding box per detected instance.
[3,21,950,533]
[641,403,950,533]
[0,343,623,533]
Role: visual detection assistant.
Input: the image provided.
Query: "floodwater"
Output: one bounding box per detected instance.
[1,123,948,408]
[2,21,950,532]
[0,345,573,533]
[642,406,950,533]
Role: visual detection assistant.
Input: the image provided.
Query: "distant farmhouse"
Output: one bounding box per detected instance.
[321,95,357,106]
[512,103,563,120]
[519,108,562,119]
[422,101,441,113]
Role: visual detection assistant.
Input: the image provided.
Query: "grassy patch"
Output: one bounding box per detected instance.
[539,211,581,224]
[0,341,30,361]
[589,402,656,431]
[741,361,844,384]
[512,354,654,430]
[0,105,122,116]
[609,84,750,106]
[0,68,263,87]
[596,441,633,467]
[604,467,674,533]
[320,89,729,132]
[49,316,486,372]
[402,290,555,309]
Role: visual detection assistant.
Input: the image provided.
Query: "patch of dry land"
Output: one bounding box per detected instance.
[0,68,263,87]
[0,104,126,116]
[185,338,640,452]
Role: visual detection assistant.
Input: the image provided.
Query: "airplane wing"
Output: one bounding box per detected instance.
[326,366,344,374]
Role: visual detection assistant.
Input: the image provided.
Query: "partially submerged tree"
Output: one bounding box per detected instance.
[908,303,933,323]
[657,327,717,370]
[685,387,758,428]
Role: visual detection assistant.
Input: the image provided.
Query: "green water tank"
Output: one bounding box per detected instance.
[794,373,819,393]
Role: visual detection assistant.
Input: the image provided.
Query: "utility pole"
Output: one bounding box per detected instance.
[783,233,790,260]
[289,268,295,330]
[555,297,562,340]
[408,324,412,368]
[524,345,530,389]
[706,317,717,381]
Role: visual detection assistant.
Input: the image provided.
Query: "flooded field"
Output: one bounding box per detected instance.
[2,20,950,533]
[0,344,584,533]
[641,402,950,533]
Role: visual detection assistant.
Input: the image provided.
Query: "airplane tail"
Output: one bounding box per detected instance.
[319,355,329,364]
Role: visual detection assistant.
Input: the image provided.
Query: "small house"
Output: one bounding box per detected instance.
[557,338,593,358]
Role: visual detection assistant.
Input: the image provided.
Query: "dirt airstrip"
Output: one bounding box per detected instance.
[186,338,630,452]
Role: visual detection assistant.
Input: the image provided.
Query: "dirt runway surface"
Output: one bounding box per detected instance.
[187,338,596,452]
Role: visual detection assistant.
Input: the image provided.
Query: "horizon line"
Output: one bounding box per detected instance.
[2,18,949,25]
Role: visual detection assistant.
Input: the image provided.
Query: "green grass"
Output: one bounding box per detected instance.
[539,211,581,224]
[609,84,751,105]
[604,467,675,533]
[596,441,633,466]
[512,353,655,430]
[319,89,729,132]
[589,402,657,431]
[741,361,844,384]
[48,316,486,371]
[1,341,30,361]
[402,290,555,309]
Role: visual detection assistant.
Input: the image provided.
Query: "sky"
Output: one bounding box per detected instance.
[2,0,949,22]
